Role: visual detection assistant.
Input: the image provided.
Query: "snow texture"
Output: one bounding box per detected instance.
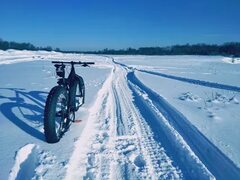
[0,51,240,179]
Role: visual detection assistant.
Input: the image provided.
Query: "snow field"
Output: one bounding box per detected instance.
[1,51,240,179]
[0,51,112,179]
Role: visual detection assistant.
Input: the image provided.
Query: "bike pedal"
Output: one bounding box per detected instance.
[74,119,82,123]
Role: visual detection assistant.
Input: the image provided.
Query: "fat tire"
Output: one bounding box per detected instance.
[69,76,85,111]
[44,86,67,143]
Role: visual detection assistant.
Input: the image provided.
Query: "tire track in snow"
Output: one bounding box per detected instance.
[138,69,240,92]
[111,67,148,179]
[111,64,182,179]
[113,86,126,136]
[126,69,240,179]
[113,59,212,179]
[113,58,240,179]
[66,60,182,179]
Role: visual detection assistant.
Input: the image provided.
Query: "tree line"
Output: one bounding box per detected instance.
[1,38,240,56]
[94,42,240,56]
[0,38,60,52]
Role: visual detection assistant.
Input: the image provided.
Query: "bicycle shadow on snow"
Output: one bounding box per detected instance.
[0,88,48,141]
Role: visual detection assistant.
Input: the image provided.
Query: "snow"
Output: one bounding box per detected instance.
[223,57,240,64]
[0,50,111,179]
[9,144,37,180]
[0,51,240,179]
[114,55,240,169]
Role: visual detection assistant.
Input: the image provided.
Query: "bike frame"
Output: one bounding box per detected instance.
[44,61,94,143]
[54,62,78,111]
[52,61,94,110]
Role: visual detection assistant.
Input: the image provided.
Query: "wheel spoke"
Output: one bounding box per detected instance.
[54,93,68,136]
[56,110,62,116]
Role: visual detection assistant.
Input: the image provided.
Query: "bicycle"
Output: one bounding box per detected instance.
[44,61,94,143]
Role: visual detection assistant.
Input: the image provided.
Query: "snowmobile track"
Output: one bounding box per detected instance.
[66,56,240,180]
[112,59,240,179]
[113,86,126,136]
[138,69,240,92]
[111,64,182,179]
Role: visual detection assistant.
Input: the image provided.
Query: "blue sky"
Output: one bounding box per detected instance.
[0,0,240,50]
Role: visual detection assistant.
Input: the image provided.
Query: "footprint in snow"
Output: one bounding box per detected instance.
[131,154,146,169]
[178,92,201,102]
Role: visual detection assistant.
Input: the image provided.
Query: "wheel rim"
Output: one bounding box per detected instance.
[75,84,83,107]
[68,110,75,122]
[55,93,67,136]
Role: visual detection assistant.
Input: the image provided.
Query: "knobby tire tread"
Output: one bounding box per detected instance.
[44,86,67,143]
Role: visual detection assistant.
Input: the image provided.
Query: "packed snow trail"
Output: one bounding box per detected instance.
[1,52,240,179]
[111,65,182,179]
[65,56,240,179]
[66,60,182,179]
[127,71,240,179]
[113,58,240,179]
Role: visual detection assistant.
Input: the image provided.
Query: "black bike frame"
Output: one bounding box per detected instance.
[52,61,94,110]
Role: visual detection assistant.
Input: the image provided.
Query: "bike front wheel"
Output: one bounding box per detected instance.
[44,86,68,143]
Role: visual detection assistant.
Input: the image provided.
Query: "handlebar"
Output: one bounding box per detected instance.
[52,61,95,66]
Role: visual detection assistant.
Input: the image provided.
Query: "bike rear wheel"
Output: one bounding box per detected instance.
[44,86,68,143]
[70,76,85,112]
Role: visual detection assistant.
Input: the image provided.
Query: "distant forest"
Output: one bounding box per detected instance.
[93,42,240,56]
[1,38,240,56]
[0,38,60,52]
